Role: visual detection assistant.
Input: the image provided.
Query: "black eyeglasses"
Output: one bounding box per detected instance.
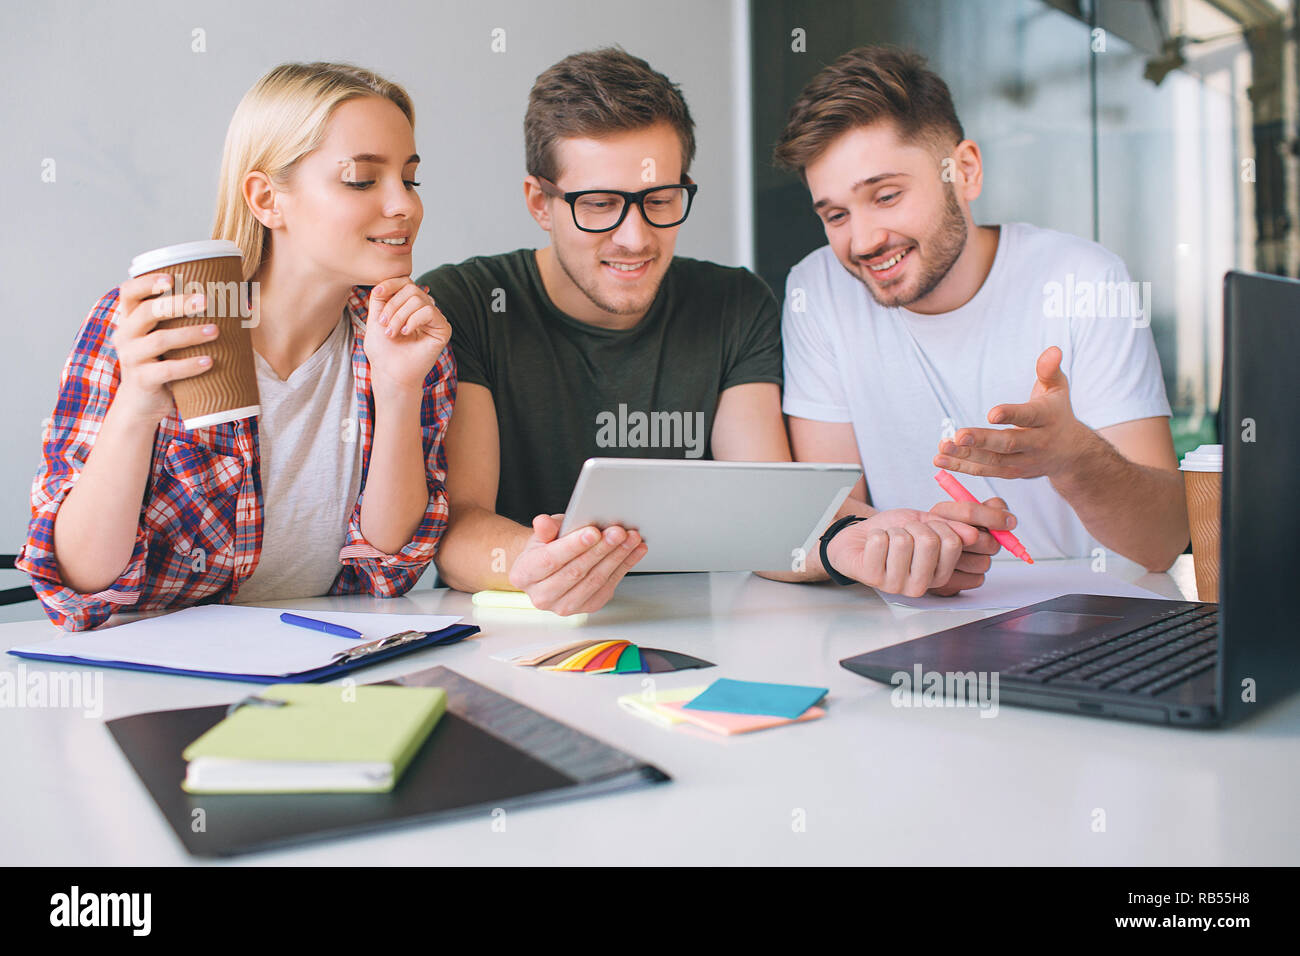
[536,177,698,233]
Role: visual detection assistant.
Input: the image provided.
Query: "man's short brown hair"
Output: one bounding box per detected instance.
[773,45,964,176]
[525,47,696,183]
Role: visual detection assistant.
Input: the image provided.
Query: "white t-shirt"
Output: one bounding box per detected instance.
[235,315,363,603]
[782,222,1171,560]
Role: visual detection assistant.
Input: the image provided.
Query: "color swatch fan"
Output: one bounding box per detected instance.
[492,639,714,674]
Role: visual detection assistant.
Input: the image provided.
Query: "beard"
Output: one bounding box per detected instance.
[553,242,663,317]
[857,183,968,309]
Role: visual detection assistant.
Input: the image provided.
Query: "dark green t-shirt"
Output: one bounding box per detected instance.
[416,249,782,525]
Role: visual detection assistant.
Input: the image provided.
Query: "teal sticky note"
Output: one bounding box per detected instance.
[683,679,827,719]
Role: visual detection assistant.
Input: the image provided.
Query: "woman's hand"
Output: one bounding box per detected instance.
[364,277,452,396]
[111,273,220,426]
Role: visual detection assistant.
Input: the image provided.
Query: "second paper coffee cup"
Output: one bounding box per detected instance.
[128,240,260,430]
[1179,444,1222,603]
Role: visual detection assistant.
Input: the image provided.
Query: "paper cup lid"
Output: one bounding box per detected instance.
[1179,444,1223,472]
[129,240,242,277]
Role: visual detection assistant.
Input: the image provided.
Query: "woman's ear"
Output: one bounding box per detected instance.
[243,170,281,229]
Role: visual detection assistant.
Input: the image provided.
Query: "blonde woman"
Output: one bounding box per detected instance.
[19,62,454,630]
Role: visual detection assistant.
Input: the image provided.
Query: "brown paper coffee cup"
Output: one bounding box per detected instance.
[128,240,260,429]
[1183,470,1221,603]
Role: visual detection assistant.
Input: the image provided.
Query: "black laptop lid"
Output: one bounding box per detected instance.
[1220,271,1300,723]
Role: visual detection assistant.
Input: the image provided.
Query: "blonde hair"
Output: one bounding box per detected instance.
[211,62,415,279]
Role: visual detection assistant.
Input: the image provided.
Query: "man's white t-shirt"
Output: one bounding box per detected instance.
[782,222,1171,560]
[236,315,363,603]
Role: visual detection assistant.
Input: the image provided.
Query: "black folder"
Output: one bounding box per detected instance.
[107,665,670,857]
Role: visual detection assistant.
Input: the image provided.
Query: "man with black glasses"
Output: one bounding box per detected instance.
[420,48,791,613]
[422,48,1000,613]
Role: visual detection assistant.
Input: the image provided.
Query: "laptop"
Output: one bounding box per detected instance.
[839,270,1300,727]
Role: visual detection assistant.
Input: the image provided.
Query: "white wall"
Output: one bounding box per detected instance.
[0,0,748,586]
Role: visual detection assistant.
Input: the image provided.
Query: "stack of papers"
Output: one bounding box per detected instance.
[619,678,828,736]
[492,638,713,674]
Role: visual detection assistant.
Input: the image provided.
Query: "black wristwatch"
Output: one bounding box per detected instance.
[819,514,869,585]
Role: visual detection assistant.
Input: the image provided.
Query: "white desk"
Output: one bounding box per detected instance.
[2,556,1296,865]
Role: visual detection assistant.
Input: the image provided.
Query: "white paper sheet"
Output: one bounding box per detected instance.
[9,605,463,678]
[877,561,1164,611]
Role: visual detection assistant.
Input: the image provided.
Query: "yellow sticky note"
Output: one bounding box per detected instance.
[471,591,589,626]
[471,589,538,610]
[617,685,709,727]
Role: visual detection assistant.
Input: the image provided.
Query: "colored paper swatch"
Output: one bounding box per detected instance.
[518,640,603,667]
[587,642,631,672]
[639,648,715,673]
[562,641,623,671]
[490,640,574,663]
[535,642,611,671]
[684,679,828,719]
[612,645,643,674]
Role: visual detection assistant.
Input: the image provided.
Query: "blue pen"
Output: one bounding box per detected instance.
[279,612,365,640]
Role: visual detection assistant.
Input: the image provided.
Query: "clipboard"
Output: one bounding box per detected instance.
[8,605,480,683]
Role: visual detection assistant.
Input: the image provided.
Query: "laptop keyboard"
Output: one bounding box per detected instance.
[1004,605,1218,695]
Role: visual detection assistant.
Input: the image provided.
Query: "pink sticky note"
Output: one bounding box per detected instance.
[659,701,825,736]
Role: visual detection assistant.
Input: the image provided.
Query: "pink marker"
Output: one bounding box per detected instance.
[934,471,1034,565]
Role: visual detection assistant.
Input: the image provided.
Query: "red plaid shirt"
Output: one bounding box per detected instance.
[18,285,456,630]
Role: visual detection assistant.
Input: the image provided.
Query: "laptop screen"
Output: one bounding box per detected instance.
[1220,271,1300,723]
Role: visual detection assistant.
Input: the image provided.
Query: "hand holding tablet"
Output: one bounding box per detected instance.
[507,513,646,616]
[507,459,1016,611]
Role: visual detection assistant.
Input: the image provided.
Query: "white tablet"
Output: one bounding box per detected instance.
[558,458,863,573]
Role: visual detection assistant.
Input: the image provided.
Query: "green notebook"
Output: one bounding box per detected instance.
[181,683,446,794]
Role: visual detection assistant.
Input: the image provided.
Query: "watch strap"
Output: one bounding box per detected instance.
[819,514,869,586]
